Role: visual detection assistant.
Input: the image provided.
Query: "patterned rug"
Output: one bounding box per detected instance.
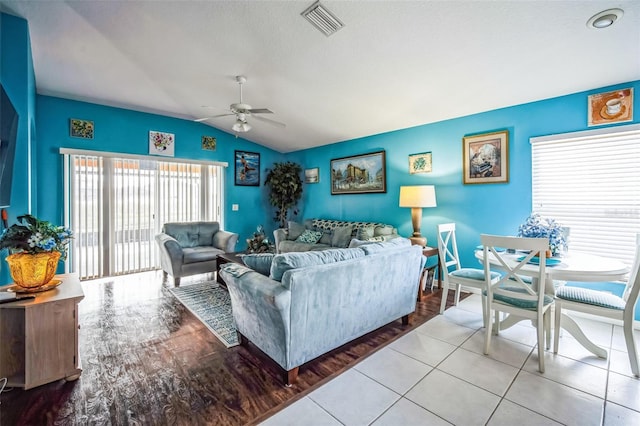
[169,280,239,347]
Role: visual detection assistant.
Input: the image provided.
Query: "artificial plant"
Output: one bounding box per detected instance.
[264,161,303,228]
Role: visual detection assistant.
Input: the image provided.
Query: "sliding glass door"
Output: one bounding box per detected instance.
[63,151,224,280]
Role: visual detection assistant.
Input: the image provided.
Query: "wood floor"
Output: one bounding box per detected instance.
[0,271,466,426]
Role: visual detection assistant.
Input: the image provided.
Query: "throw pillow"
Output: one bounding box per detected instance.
[287,221,306,240]
[295,229,323,244]
[356,225,375,240]
[331,226,353,248]
[367,236,385,242]
[241,253,275,276]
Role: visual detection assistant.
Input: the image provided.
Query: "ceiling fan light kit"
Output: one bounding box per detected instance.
[195,75,285,134]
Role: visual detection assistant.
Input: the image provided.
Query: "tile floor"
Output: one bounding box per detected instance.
[261,294,640,426]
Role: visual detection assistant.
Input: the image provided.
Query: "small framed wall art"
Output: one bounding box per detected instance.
[201,136,217,151]
[408,151,432,174]
[69,118,94,139]
[149,131,175,157]
[462,130,509,185]
[588,88,633,126]
[235,150,260,186]
[305,167,319,183]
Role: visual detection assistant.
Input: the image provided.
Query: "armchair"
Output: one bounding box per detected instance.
[155,221,238,286]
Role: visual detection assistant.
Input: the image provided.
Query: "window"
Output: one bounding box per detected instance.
[530,124,640,267]
[62,149,226,279]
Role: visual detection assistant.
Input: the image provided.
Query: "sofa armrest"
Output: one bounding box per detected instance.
[220,263,292,369]
[213,230,239,252]
[273,228,288,254]
[155,233,184,275]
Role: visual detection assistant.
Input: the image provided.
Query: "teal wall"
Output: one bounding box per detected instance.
[0,13,36,285]
[288,80,640,269]
[35,95,285,251]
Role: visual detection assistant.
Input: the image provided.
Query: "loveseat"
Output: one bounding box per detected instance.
[219,237,424,385]
[155,221,238,286]
[273,218,399,253]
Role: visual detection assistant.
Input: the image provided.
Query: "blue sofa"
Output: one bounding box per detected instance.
[219,238,424,385]
[155,221,238,286]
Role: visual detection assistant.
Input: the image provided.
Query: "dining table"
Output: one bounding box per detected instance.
[475,249,630,359]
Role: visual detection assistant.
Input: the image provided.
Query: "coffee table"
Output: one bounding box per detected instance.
[216,252,246,286]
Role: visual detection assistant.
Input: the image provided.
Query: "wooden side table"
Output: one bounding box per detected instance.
[0,273,84,389]
[418,246,442,301]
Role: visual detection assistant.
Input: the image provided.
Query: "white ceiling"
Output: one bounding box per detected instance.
[1,1,639,153]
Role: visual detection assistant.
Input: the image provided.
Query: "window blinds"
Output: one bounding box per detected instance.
[530,124,640,267]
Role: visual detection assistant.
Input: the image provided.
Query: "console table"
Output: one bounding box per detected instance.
[0,273,84,389]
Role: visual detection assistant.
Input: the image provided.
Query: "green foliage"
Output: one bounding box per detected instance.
[0,214,73,260]
[264,162,303,228]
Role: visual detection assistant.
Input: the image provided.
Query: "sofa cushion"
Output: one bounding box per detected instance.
[287,221,306,240]
[182,246,223,264]
[270,248,365,281]
[374,225,396,237]
[318,230,332,245]
[331,226,353,248]
[163,222,220,248]
[279,240,332,253]
[295,229,323,244]
[348,238,372,248]
[242,253,275,276]
[360,237,412,255]
[356,226,375,240]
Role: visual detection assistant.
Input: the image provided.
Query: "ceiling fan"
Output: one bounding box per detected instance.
[195,75,285,133]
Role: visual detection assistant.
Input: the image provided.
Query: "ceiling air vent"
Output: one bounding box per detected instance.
[301,1,344,37]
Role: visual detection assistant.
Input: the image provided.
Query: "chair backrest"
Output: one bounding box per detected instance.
[480,234,550,306]
[437,223,461,273]
[623,234,640,313]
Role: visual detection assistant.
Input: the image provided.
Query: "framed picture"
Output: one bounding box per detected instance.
[463,130,509,185]
[588,88,633,126]
[330,150,386,195]
[201,136,216,151]
[305,167,319,183]
[149,130,175,157]
[408,151,432,174]
[69,118,94,139]
[235,150,260,186]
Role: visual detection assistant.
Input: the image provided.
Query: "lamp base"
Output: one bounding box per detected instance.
[409,235,426,247]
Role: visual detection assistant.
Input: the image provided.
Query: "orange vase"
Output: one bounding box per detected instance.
[6,251,61,289]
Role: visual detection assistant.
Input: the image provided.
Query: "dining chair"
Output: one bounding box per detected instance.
[554,233,640,377]
[437,223,500,326]
[481,234,553,373]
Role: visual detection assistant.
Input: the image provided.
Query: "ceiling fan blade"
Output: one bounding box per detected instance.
[248,108,273,114]
[252,114,286,128]
[194,113,235,122]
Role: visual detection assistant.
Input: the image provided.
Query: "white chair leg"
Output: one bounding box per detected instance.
[454,284,461,306]
[553,302,562,354]
[545,311,551,350]
[480,293,487,329]
[537,313,545,373]
[623,322,640,377]
[439,282,449,314]
[484,309,492,355]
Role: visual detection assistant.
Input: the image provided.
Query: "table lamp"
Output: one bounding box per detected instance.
[399,185,437,247]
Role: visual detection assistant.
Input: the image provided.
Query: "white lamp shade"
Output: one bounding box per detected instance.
[399,185,437,208]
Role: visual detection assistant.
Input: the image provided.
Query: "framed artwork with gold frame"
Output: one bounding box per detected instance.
[408,151,432,174]
[462,130,509,185]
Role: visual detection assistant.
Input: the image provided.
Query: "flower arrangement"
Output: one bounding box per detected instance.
[0,214,73,260]
[517,213,567,256]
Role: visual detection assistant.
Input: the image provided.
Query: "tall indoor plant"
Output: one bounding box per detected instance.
[264,161,303,228]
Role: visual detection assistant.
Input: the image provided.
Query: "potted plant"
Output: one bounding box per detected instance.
[517,213,567,256]
[264,161,303,228]
[0,214,73,288]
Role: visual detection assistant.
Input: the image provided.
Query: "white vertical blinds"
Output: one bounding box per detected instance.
[530,124,640,267]
[63,150,225,280]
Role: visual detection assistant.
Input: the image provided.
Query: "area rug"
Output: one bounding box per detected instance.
[169,280,239,347]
